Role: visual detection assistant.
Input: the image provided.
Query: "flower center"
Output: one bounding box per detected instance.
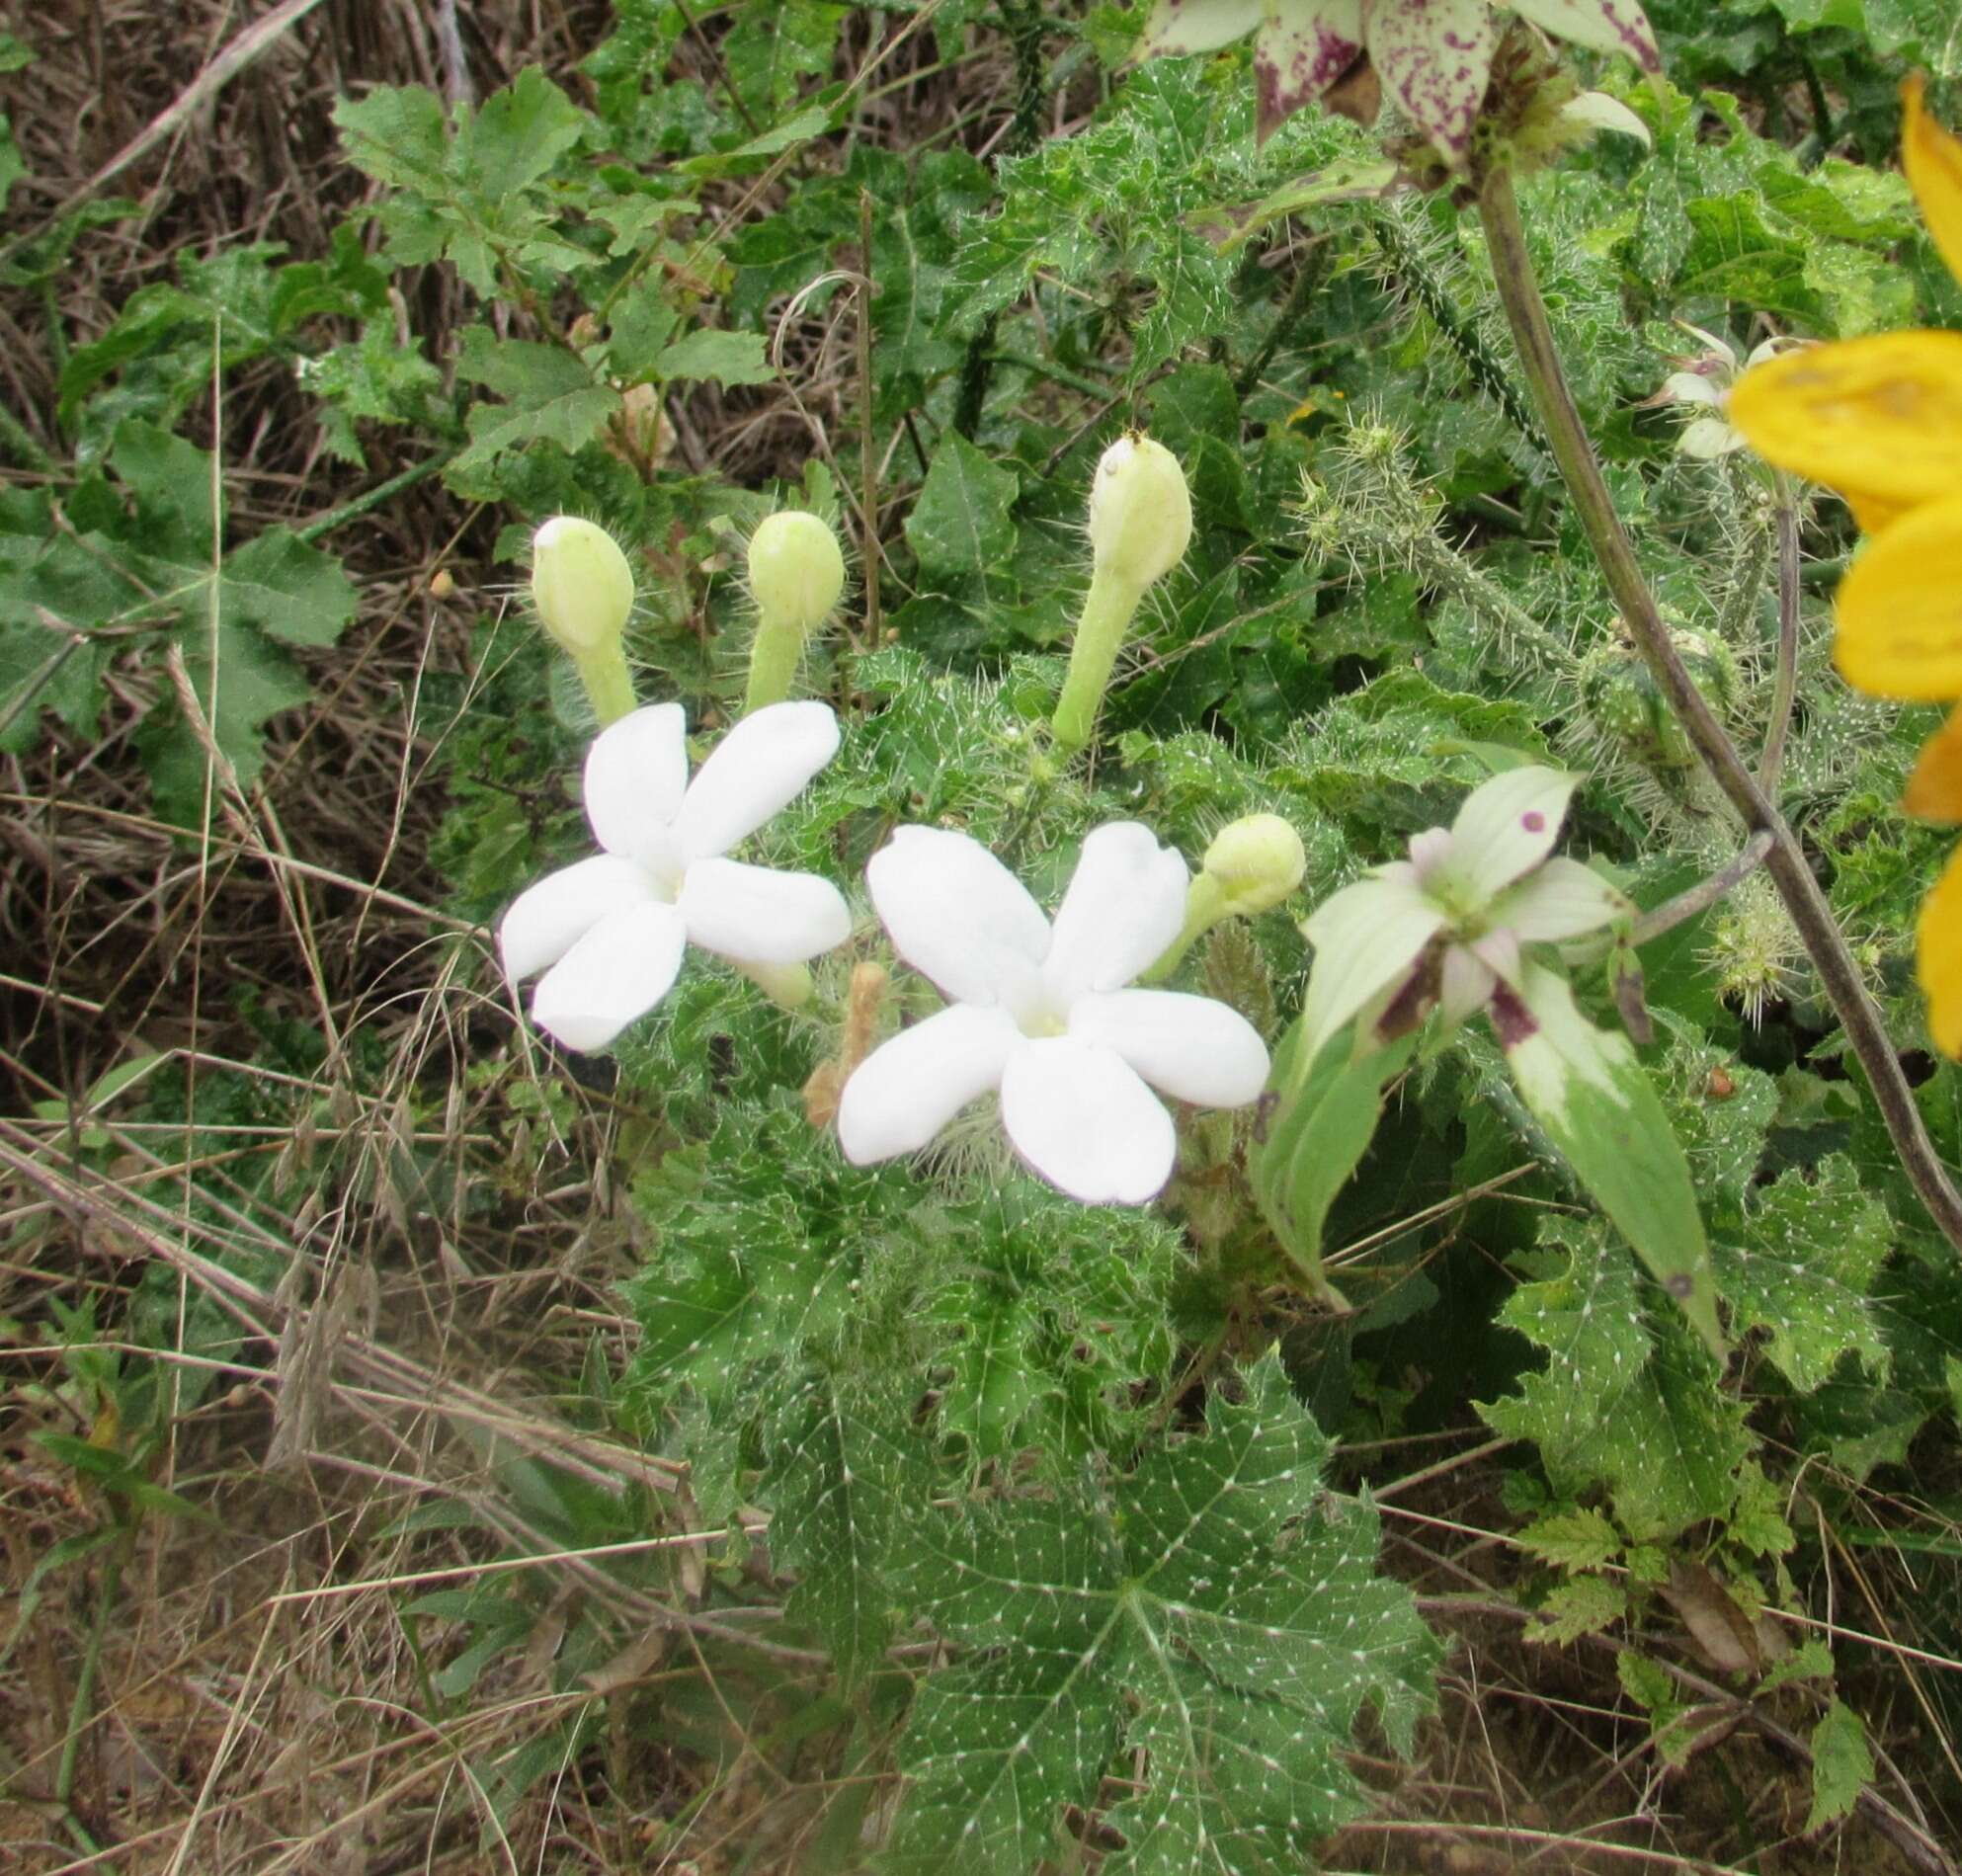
[630,827,688,902]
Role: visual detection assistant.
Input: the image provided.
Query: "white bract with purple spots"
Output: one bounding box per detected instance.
[499,700,851,1052]
[1138,0,1662,161]
[1297,765,1630,1062]
[837,823,1270,1205]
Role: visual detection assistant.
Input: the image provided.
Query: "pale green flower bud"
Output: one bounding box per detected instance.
[530,516,637,726]
[744,510,847,714]
[1087,434,1192,592]
[1202,814,1307,917]
[747,511,846,637]
[531,517,633,657]
[1141,812,1308,984]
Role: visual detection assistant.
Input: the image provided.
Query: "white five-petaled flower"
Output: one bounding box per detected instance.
[499,700,850,1052]
[1649,323,1802,461]
[1139,0,1662,161]
[1298,766,1631,1061]
[837,823,1271,1205]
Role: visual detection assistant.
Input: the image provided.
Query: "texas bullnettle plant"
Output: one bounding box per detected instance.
[439,0,1962,1850]
[33,0,1941,1861]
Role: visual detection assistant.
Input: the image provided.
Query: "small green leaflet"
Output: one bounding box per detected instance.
[887,1353,1436,1874]
[1251,1018,1416,1308]
[1806,1699,1873,1833]
[450,330,620,477]
[652,327,775,387]
[1495,961,1723,1358]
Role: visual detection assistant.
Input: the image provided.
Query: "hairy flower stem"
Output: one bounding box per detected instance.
[1759,486,1801,795]
[1051,569,1144,755]
[1478,163,1962,1252]
[572,643,638,728]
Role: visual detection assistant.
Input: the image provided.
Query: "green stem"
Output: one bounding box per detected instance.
[1478,163,1962,1253]
[1050,566,1145,755]
[572,641,637,728]
[744,619,803,715]
[1140,875,1228,984]
[738,959,813,1009]
[1758,483,1801,796]
[56,1542,123,1818]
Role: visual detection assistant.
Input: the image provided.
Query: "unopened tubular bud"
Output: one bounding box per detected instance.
[745,510,846,714]
[1052,433,1192,754]
[1202,814,1306,917]
[532,517,633,656]
[531,516,638,726]
[1143,812,1306,984]
[1088,435,1192,589]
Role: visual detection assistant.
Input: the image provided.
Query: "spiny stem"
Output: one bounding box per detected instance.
[1632,832,1774,945]
[1758,483,1801,796]
[1477,162,1962,1252]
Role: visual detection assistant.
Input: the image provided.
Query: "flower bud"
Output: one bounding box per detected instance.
[1202,814,1307,916]
[531,517,634,657]
[747,510,846,637]
[1088,434,1191,593]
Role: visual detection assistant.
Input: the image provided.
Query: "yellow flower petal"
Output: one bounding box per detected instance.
[1905,705,1962,823]
[1836,494,1962,699]
[1844,488,1910,535]
[1729,331,1962,512]
[1904,76,1962,294]
[1919,842,1962,1058]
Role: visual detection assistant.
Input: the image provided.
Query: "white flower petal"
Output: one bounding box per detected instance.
[1662,370,1724,408]
[836,1004,1022,1164]
[1508,0,1662,72]
[500,855,660,982]
[1437,944,1497,1031]
[1069,989,1269,1107]
[583,703,689,857]
[1448,767,1577,904]
[1000,1037,1177,1205]
[866,826,1052,1006]
[529,903,688,1052]
[1557,89,1652,149]
[1298,873,1446,1064]
[679,856,852,965]
[1044,822,1190,1000]
[1139,0,1264,57]
[1677,416,1745,459]
[673,699,840,860]
[1368,0,1496,162]
[1490,856,1632,941]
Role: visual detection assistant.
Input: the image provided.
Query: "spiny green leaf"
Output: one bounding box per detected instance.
[765,1372,920,1686]
[904,434,1019,579]
[1715,1157,1891,1394]
[1518,1505,1622,1572]
[887,1354,1436,1873]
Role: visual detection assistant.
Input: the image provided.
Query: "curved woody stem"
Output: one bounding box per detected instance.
[1477,162,1962,1251]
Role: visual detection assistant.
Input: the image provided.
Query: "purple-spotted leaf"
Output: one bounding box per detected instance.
[1495,961,1724,1358]
[1370,0,1498,165]
[1137,0,1264,59]
[1511,0,1662,73]
[1253,0,1365,143]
